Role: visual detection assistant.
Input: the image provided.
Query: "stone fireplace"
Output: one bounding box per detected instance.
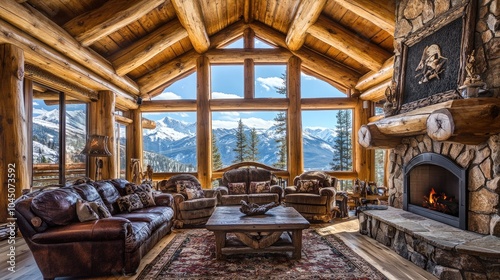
[403,152,467,229]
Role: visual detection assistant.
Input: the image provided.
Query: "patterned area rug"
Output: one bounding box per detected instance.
[137,229,387,280]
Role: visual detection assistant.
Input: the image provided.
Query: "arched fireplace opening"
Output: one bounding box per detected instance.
[403,153,467,229]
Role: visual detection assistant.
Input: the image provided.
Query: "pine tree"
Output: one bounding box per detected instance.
[248,128,259,162]
[273,72,287,169]
[233,119,248,163]
[212,133,223,170]
[330,110,352,189]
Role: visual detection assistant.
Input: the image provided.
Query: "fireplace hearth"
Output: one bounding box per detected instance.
[403,153,466,229]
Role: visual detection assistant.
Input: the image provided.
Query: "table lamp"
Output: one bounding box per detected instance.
[81,134,112,180]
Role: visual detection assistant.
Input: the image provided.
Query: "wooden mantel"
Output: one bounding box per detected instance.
[358,98,500,148]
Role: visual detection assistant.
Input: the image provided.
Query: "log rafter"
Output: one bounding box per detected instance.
[110,19,189,76]
[63,0,165,47]
[332,0,395,34]
[356,56,394,93]
[171,0,210,53]
[308,16,392,71]
[286,0,327,51]
[0,0,140,98]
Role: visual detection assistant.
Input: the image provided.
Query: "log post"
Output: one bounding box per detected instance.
[128,109,143,182]
[96,90,117,179]
[0,44,29,222]
[197,55,211,188]
[354,98,371,181]
[287,56,303,180]
[244,28,254,99]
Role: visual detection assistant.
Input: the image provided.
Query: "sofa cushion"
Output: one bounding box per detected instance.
[108,178,130,196]
[93,181,121,215]
[117,194,144,212]
[284,193,328,205]
[248,193,279,204]
[220,194,248,205]
[249,181,271,193]
[296,179,320,194]
[178,197,217,211]
[176,180,205,200]
[228,182,246,194]
[72,183,105,204]
[221,168,249,187]
[115,208,171,232]
[31,189,81,226]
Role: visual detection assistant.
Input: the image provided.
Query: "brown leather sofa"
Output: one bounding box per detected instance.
[215,165,283,205]
[14,179,174,280]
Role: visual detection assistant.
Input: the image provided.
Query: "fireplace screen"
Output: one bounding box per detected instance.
[404,153,466,229]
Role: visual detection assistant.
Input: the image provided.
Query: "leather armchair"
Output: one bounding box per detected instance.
[284,171,340,222]
[158,174,218,228]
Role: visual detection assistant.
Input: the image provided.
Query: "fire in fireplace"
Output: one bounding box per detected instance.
[403,153,466,229]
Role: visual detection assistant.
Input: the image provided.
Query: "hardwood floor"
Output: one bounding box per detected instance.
[0,216,436,280]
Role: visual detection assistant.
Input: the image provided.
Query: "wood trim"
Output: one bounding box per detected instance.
[63,0,164,46]
[285,0,327,51]
[213,161,285,173]
[140,100,197,112]
[115,114,133,124]
[300,98,357,110]
[206,48,292,63]
[171,0,210,53]
[210,99,288,111]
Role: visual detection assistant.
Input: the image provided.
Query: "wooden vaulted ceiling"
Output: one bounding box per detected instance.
[0,0,395,109]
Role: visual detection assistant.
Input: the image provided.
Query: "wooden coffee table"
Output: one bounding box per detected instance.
[205,206,310,260]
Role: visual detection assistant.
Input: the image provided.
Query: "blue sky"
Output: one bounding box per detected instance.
[145,42,347,131]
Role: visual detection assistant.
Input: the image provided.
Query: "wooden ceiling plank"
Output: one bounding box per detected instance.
[63,0,165,47]
[332,0,395,34]
[0,0,140,98]
[244,0,252,23]
[286,0,326,51]
[171,0,210,53]
[308,15,392,71]
[111,19,189,76]
[250,21,360,89]
[355,56,394,92]
[137,50,200,95]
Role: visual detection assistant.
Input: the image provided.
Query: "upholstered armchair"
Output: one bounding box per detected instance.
[284,171,341,222]
[158,174,218,228]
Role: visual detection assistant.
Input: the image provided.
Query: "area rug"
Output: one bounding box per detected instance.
[137,229,387,280]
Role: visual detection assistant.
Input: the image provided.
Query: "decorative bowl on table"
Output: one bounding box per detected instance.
[239,200,279,216]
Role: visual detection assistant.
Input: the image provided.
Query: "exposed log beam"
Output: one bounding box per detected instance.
[244,0,252,23]
[0,19,138,108]
[250,21,360,89]
[111,19,189,76]
[332,0,395,34]
[308,16,392,71]
[206,48,292,63]
[210,21,248,48]
[356,56,394,92]
[286,0,327,51]
[171,0,210,53]
[63,0,164,47]
[210,99,288,111]
[358,124,402,149]
[0,0,140,97]
[137,50,199,95]
[359,79,391,102]
[140,100,197,112]
[142,118,156,129]
[114,114,133,124]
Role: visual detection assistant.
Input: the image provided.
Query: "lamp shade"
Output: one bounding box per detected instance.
[81,135,112,157]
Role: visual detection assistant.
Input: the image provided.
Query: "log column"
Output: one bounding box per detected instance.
[197,55,211,188]
[287,56,303,180]
[96,90,117,179]
[0,44,29,222]
[354,98,371,181]
[128,109,143,181]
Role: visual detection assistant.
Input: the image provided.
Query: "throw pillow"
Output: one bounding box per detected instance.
[296,179,320,194]
[249,181,271,193]
[125,183,156,207]
[116,194,144,212]
[76,200,99,222]
[227,182,246,194]
[88,201,112,218]
[176,180,205,200]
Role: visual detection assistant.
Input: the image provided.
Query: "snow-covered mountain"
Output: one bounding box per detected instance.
[33,109,343,172]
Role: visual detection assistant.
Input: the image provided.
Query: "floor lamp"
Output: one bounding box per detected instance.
[81,135,112,181]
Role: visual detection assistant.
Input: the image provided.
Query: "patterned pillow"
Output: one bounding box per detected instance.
[88,201,112,218]
[76,200,99,222]
[249,181,271,193]
[117,194,144,212]
[176,180,205,200]
[228,182,247,194]
[296,179,320,194]
[125,183,156,207]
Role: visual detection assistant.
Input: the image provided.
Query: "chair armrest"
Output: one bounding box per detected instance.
[172,193,186,205]
[319,187,336,197]
[284,186,297,195]
[153,192,174,207]
[215,186,229,196]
